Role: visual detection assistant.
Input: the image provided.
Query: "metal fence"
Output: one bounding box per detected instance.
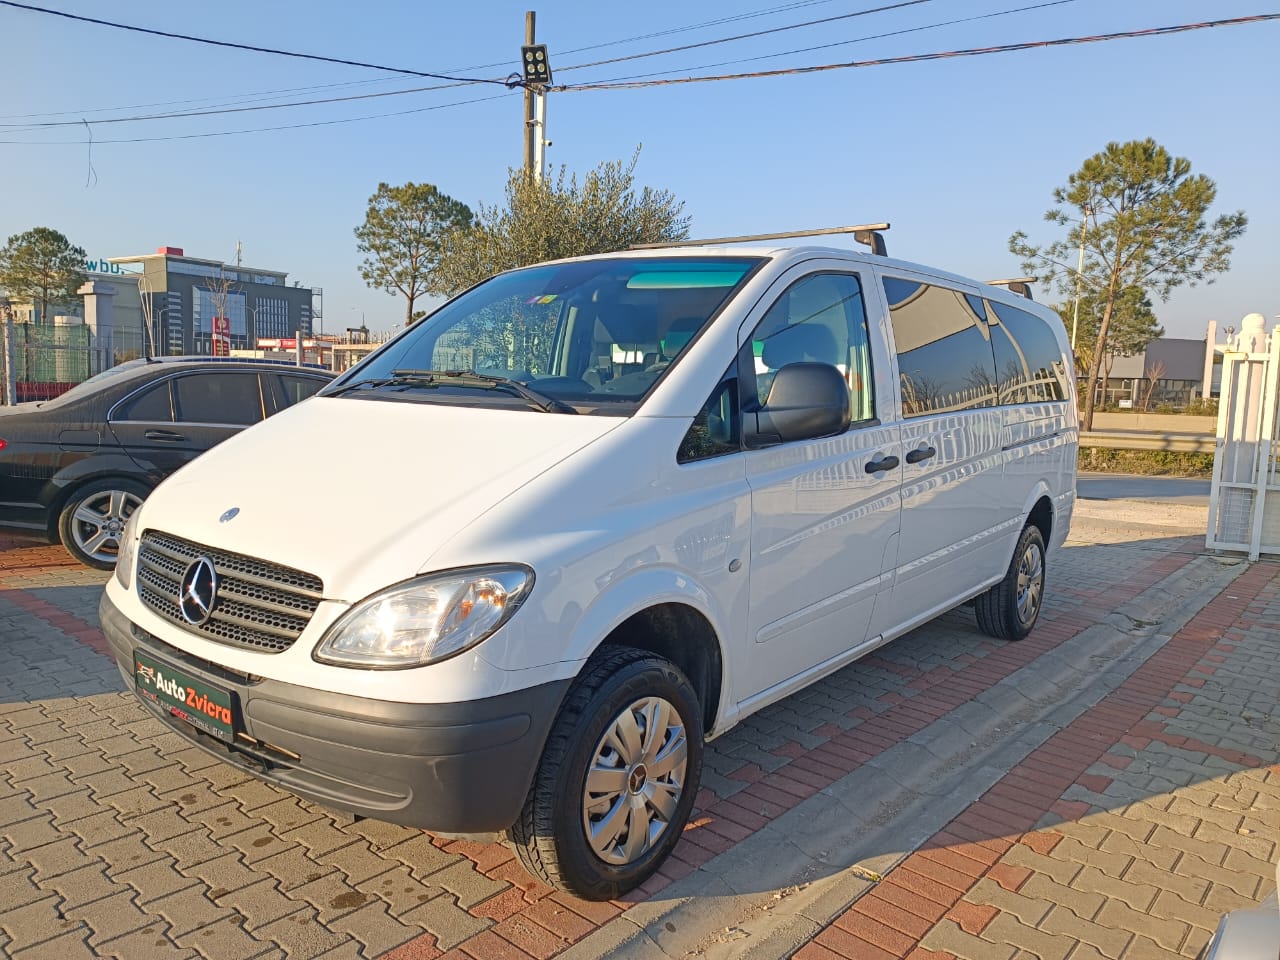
[0,322,147,403]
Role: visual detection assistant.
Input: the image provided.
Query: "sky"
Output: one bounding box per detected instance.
[2,0,1277,339]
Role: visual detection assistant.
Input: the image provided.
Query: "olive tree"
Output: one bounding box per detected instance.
[432,149,690,296]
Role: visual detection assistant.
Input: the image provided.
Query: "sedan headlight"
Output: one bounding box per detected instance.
[314,565,533,669]
[114,509,141,590]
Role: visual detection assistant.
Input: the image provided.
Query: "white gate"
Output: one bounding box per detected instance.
[1207,332,1280,559]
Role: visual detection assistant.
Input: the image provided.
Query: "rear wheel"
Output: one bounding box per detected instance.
[975,524,1045,641]
[508,647,704,900]
[57,479,148,569]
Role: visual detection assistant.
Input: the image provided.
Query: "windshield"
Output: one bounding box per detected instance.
[324,256,762,414]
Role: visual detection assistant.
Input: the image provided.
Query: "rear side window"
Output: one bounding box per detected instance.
[173,373,264,425]
[266,373,326,414]
[987,301,1068,403]
[884,277,997,417]
[116,382,174,422]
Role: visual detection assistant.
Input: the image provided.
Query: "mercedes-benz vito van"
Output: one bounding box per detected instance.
[100,236,1077,899]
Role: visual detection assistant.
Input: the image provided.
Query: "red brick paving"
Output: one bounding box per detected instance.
[6,528,1241,960]
[789,559,1280,959]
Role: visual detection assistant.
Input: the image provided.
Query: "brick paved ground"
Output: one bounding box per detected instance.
[0,510,1274,960]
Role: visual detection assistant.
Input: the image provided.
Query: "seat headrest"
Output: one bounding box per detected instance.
[761,323,839,369]
[593,305,653,344]
[660,316,703,357]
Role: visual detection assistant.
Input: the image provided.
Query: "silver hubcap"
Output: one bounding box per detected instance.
[1016,540,1044,625]
[582,696,688,866]
[70,489,142,563]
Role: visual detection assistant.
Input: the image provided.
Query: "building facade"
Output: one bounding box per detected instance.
[110,247,317,357]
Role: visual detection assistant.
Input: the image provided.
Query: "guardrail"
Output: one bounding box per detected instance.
[1079,431,1215,454]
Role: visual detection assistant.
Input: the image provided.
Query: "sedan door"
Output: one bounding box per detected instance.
[109,371,266,482]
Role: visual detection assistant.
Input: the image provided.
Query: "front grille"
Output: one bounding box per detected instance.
[137,530,324,653]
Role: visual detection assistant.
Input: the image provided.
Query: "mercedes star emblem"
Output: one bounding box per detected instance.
[178,556,219,626]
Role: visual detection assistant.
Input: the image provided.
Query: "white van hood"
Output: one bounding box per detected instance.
[139,396,623,601]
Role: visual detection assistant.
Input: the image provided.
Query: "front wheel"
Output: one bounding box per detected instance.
[57,479,148,569]
[975,523,1046,641]
[508,647,704,900]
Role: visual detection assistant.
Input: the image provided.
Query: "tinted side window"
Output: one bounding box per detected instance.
[173,373,264,425]
[116,382,174,422]
[268,373,325,414]
[987,301,1068,403]
[750,273,875,424]
[678,365,739,464]
[884,278,997,417]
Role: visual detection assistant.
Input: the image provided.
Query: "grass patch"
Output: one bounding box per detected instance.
[1079,447,1214,478]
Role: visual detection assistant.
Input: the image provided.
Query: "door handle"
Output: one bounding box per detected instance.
[144,429,186,442]
[905,445,937,465]
[865,455,899,474]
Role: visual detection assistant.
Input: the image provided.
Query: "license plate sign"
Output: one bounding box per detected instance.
[134,651,235,742]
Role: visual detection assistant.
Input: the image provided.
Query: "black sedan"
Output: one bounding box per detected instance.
[0,357,332,568]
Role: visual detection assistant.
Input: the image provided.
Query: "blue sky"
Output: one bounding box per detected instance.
[3,0,1277,338]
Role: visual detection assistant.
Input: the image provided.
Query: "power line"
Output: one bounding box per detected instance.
[0,80,473,129]
[561,0,938,73]
[575,0,1080,87]
[554,14,1280,91]
[0,0,510,85]
[0,0,943,130]
[0,92,516,146]
[0,0,843,121]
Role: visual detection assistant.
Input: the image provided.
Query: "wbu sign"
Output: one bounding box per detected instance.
[84,259,130,275]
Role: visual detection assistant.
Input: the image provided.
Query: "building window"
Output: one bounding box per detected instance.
[192,287,247,355]
[252,297,289,340]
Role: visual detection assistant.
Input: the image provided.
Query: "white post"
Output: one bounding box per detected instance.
[1202,319,1217,400]
[1070,206,1089,351]
[295,330,303,366]
[1,310,14,405]
[532,88,547,182]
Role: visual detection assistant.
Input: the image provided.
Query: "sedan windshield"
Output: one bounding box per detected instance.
[324,256,762,414]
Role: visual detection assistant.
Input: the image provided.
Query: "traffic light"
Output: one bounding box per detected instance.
[521,44,552,86]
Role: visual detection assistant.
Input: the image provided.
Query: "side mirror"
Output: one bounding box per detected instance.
[749,362,851,447]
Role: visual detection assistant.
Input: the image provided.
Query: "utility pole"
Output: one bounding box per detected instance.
[522,11,536,175]
[521,16,552,182]
[1070,204,1091,351]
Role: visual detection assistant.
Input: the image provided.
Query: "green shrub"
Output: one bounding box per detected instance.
[1079,447,1214,477]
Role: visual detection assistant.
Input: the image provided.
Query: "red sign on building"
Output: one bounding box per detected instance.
[212,317,230,356]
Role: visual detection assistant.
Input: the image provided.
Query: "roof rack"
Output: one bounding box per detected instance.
[631,223,890,256]
[986,277,1037,301]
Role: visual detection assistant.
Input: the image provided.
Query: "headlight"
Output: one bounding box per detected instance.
[314,565,533,669]
[114,509,141,590]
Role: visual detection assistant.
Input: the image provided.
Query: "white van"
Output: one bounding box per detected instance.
[100,232,1077,900]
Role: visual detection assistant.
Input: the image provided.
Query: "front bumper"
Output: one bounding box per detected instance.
[100,590,569,833]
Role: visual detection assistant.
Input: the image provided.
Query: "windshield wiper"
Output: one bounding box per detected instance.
[329,369,576,413]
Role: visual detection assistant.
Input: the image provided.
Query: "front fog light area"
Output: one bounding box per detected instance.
[314,565,533,669]
[114,509,141,590]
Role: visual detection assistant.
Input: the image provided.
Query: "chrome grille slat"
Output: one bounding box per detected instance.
[213,564,323,600]
[137,530,323,654]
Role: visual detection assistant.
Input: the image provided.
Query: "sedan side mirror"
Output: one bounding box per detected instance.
[748,362,851,448]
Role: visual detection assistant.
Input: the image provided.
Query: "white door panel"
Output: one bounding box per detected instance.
[741,424,901,699]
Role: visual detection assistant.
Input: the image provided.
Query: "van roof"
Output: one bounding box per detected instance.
[538,244,1040,308]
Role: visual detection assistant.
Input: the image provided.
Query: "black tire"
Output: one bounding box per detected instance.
[57,478,148,570]
[508,647,704,900]
[975,524,1046,642]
